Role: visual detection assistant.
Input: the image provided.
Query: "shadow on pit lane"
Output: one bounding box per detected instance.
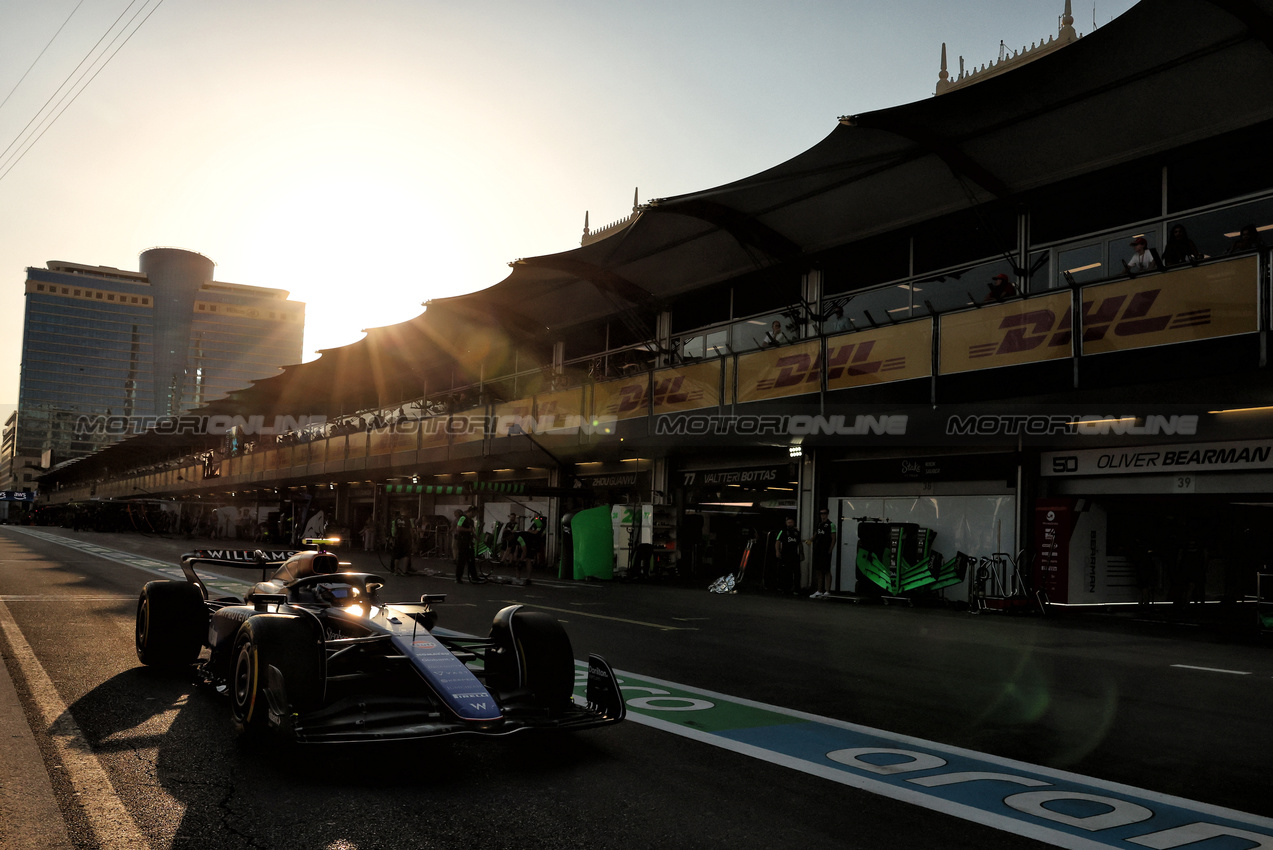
[67,664,625,847]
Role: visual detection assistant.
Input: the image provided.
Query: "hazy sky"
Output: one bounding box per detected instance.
[0,0,1138,424]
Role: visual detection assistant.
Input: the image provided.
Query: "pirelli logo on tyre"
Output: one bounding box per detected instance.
[940,256,1258,375]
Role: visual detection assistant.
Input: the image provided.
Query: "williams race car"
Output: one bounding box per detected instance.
[134,539,625,743]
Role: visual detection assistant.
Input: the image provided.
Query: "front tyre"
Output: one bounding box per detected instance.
[489,605,575,711]
[229,614,324,737]
[135,581,207,668]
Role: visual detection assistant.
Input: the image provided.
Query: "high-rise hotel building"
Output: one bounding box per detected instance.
[4,248,304,489]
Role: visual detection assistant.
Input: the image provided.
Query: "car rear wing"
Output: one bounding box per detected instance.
[180,548,300,591]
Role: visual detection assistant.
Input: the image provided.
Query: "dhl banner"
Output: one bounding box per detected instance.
[492,400,534,437]
[534,387,586,430]
[825,322,932,390]
[592,375,654,420]
[451,406,486,443]
[940,291,1072,375]
[347,431,368,455]
[1080,256,1258,355]
[940,257,1259,375]
[370,427,416,455]
[736,340,823,403]
[420,416,451,449]
[652,362,720,415]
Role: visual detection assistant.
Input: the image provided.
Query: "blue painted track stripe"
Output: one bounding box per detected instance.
[600,668,1273,849]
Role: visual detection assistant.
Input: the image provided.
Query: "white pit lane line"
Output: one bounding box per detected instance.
[1170,664,1252,675]
[14,527,1273,848]
[0,599,149,849]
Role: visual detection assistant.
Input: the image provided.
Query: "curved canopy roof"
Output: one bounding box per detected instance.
[433,0,1273,330]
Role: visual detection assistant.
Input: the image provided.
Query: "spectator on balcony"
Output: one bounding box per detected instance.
[823,304,851,334]
[983,273,1017,302]
[763,320,791,347]
[1124,237,1158,274]
[1227,223,1266,254]
[1162,225,1201,266]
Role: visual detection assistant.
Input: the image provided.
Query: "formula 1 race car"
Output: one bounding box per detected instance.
[134,539,625,743]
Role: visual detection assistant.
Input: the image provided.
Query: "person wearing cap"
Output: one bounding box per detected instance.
[983,273,1017,302]
[1125,236,1158,273]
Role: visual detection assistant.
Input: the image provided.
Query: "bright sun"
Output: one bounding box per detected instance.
[224,161,468,361]
[178,96,489,364]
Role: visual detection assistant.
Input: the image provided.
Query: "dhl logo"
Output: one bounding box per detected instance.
[969,289,1211,359]
[602,375,706,414]
[756,340,906,390]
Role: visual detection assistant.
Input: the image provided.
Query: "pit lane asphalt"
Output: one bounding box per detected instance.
[4,525,1273,849]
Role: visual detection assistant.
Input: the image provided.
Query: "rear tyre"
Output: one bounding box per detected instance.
[135,581,207,668]
[489,605,575,711]
[229,614,323,737]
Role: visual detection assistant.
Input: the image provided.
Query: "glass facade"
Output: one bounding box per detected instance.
[14,252,305,466]
[18,271,157,461]
[187,311,304,410]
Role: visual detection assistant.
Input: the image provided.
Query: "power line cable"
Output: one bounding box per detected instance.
[0,0,89,116]
[0,0,166,186]
[0,0,146,170]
